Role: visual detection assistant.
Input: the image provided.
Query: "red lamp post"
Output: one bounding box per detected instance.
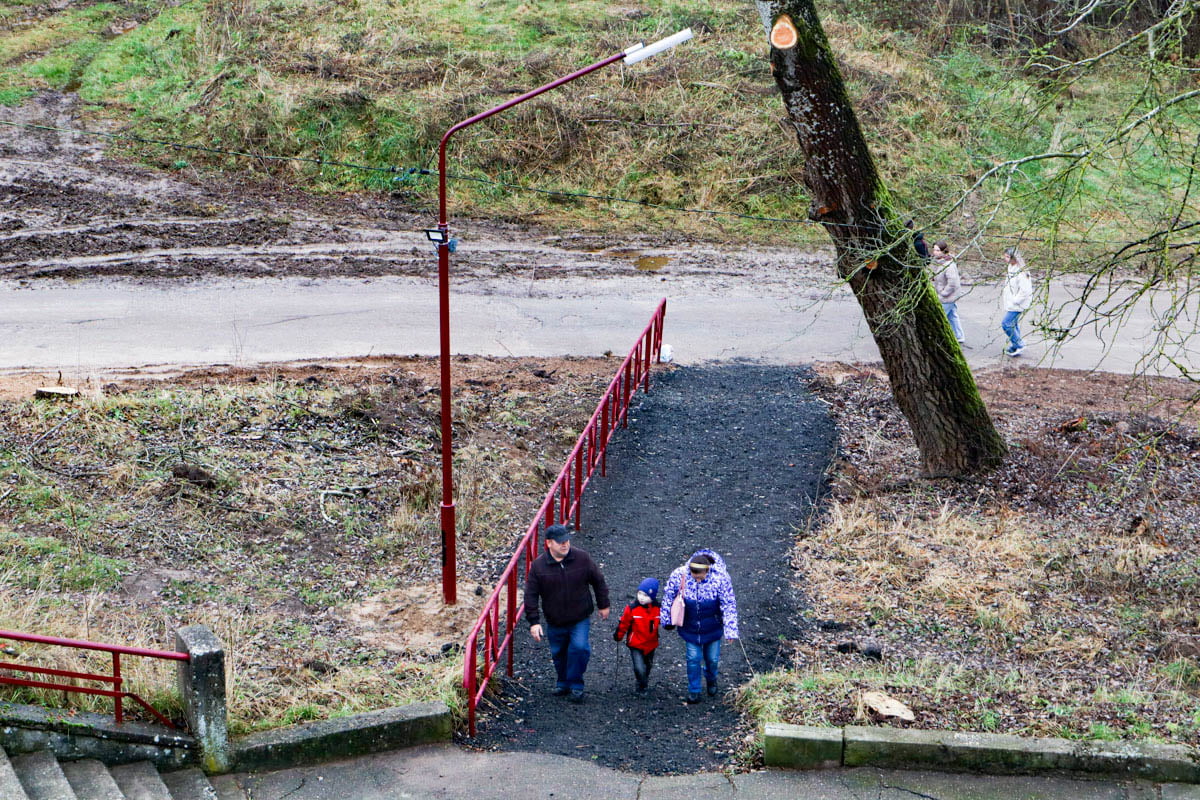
[430,29,693,604]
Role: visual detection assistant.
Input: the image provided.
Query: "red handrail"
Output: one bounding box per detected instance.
[462,299,666,736]
[0,629,190,730]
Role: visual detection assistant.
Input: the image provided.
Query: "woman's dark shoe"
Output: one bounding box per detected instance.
[686,693,702,704]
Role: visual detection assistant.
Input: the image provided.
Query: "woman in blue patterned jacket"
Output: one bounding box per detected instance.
[658,548,739,704]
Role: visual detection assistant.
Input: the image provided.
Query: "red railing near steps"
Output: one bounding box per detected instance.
[0,629,190,729]
[462,298,666,736]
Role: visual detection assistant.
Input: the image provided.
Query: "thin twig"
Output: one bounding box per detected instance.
[29,411,80,451]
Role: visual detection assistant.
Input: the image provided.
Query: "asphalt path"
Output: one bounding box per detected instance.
[1,271,1195,376]
[232,743,1198,799]
[474,365,836,773]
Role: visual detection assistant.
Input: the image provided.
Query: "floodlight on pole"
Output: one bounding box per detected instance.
[623,29,694,64]
[432,29,693,605]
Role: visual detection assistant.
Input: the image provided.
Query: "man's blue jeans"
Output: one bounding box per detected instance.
[544,617,591,691]
[684,639,721,695]
[1001,310,1024,350]
[943,302,964,342]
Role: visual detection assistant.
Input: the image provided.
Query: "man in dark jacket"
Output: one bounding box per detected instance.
[525,524,610,702]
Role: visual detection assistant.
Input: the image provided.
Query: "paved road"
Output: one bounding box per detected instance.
[231,743,1199,799]
[1,271,1194,377]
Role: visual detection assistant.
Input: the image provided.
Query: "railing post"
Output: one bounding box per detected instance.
[655,303,665,360]
[573,447,583,530]
[600,398,609,476]
[622,361,631,427]
[467,651,478,737]
[506,570,517,677]
[112,652,123,725]
[176,625,231,774]
[643,335,652,390]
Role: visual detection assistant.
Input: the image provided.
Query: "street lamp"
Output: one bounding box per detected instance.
[433,28,693,605]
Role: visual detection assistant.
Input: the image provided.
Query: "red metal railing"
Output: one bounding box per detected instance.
[462,298,666,735]
[0,629,190,729]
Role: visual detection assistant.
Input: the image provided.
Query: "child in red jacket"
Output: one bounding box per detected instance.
[613,577,660,693]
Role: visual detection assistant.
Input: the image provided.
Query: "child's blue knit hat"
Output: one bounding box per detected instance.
[637,577,660,604]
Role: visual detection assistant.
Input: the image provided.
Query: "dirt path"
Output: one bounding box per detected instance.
[0,93,826,287]
[471,364,837,773]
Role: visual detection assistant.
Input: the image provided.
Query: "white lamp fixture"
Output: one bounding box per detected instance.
[623,28,693,65]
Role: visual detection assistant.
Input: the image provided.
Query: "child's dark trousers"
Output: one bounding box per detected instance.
[630,648,655,689]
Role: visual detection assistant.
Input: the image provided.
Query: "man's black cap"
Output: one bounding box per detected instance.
[544,524,572,542]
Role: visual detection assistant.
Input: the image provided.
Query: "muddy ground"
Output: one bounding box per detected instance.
[0,93,829,289]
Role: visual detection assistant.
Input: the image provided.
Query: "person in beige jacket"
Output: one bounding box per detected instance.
[931,241,965,344]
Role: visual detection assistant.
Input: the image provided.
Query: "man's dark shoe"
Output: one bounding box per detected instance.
[707,682,718,697]
[686,693,702,704]
[550,686,570,697]
[568,689,586,703]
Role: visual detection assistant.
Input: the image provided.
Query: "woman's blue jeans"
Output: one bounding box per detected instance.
[544,617,591,691]
[684,639,721,694]
[1001,310,1024,350]
[943,302,964,342]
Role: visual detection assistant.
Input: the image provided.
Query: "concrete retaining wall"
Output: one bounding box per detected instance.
[763,722,1200,784]
[233,702,453,773]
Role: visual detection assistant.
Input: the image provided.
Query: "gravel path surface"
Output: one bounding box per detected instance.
[471,364,837,773]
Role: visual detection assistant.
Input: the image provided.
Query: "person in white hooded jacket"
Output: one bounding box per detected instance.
[1001,247,1033,356]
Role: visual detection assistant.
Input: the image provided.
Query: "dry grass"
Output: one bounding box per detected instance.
[740,365,1200,746]
[0,356,616,732]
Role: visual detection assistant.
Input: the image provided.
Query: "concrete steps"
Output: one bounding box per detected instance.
[3,745,242,800]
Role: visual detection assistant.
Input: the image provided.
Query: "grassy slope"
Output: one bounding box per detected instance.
[0,360,610,732]
[2,0,1197,255]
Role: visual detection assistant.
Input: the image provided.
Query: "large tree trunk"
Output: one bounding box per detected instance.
[754,0,1007,476]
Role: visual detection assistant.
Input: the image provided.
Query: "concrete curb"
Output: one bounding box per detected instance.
[232,701,452,773]
[763,722,1200,784]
